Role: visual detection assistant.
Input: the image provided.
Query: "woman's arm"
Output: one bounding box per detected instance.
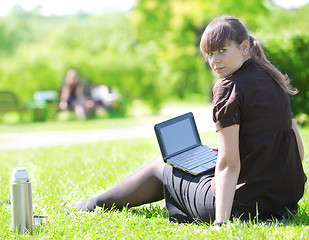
[59,85,70,109]
[292,119,304,161]
[76,84,85,99]
[215,124,240,223]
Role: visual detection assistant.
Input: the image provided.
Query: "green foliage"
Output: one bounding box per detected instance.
[262,32,309,122]
[1,0,309,117]
[0,12,172,111]
[132,0,172,44]
[130,0,270,103]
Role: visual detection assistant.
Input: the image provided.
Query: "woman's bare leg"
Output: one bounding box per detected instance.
[73,156,166,211]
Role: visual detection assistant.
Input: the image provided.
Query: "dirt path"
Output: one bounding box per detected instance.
[0,106,215,150]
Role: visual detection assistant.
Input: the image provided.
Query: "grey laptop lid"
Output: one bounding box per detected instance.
[154,112,217,175]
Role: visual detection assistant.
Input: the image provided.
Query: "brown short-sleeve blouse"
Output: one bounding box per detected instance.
[212,59,307,217]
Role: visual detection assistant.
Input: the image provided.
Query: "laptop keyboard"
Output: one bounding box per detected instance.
[169,146,217,170]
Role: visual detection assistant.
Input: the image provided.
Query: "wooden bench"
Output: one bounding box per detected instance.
[0,91,25,121]
[32,90,59,121]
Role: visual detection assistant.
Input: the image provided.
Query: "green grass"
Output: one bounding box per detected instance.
[0,125,308,239]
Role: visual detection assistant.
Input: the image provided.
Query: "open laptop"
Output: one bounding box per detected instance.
[154,112,217,175]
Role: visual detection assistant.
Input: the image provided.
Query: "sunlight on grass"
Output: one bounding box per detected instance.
[0,119,308,239]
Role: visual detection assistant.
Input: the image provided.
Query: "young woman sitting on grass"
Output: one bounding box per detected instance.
[73,15,307,226]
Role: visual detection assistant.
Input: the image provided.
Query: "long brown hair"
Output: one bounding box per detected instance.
[200,15,297,95]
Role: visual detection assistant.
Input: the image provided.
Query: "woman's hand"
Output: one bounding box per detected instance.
[59,101,68,110]
[211,147,218,151]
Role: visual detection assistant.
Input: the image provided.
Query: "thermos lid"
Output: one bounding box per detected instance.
[12,167,29,181]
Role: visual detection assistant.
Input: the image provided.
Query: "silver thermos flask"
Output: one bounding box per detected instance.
[11,167,33,233]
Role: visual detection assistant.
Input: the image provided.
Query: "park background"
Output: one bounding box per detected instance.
[0,0,309,122]
[1,0,309,239]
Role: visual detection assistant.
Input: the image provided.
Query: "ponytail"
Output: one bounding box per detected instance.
[249,35,297,95]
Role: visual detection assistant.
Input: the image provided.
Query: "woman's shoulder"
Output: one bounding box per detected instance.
[214,77,233,87]
[212,59,264,98]
[230,59,260,80]
[212,78,239,106]
[212,78,236,98]
[214,60,255,86]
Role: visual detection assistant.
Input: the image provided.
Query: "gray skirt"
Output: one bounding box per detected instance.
[163,164,284,223]
[163,164,215,223]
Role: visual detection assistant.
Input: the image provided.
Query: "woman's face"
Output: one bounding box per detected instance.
[207,40,249,78]
[66,70,79,85]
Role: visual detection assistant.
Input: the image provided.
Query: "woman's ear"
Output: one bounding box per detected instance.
[240,40,250,56]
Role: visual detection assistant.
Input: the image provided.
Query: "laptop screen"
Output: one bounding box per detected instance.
[155,113,201,159]
[160,118,198,155]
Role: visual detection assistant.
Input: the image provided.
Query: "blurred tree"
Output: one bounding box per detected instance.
[0,15,31,56]
[1,0,309,119]
[131,0,270,101]
[263,33,309,123]
[132,0,172,45]
[255,3,309,33]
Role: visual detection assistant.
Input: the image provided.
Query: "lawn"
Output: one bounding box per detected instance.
[0,122,308,239]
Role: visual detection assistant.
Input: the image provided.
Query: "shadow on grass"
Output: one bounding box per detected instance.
[127,204,169,219]
[233,204,309,228]
[286,204,309,226]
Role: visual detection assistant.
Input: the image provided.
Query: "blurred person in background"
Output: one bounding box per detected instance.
[59,69,94,120]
